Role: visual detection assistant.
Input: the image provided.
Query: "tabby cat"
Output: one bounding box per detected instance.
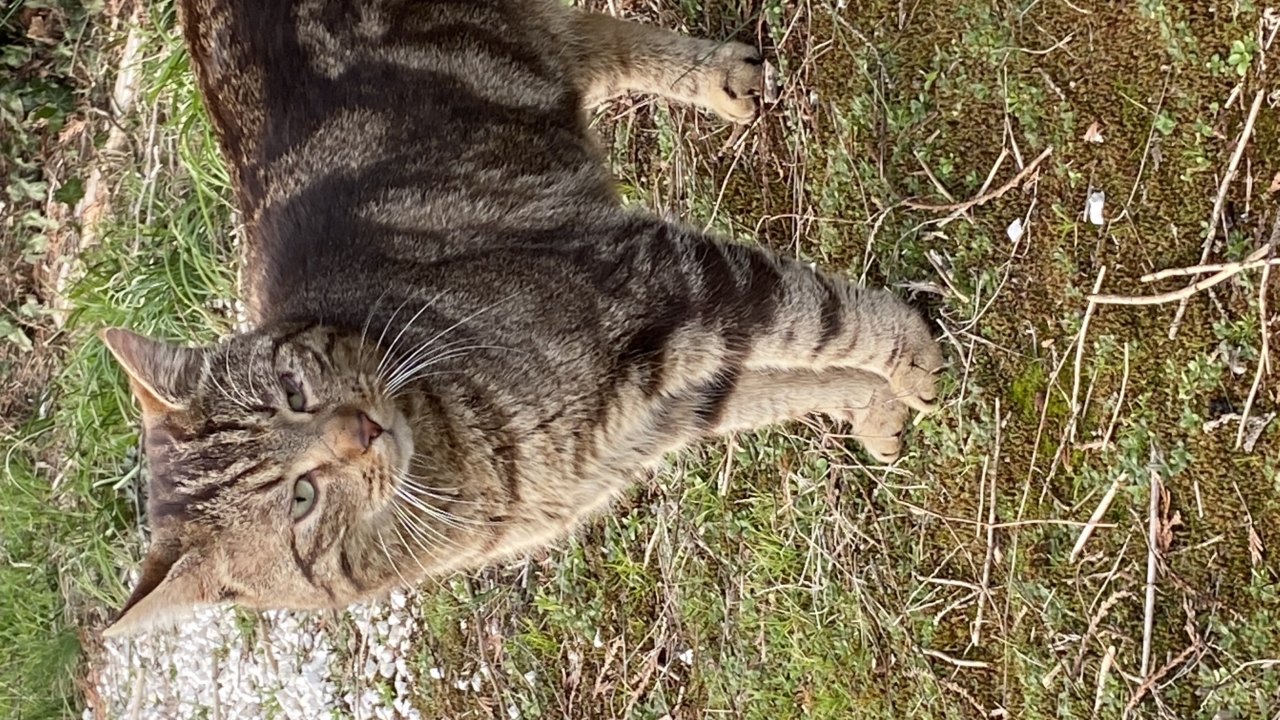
[100,0,943,636]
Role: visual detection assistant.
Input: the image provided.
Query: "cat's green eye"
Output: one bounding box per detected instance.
[281,373,307,412]
[291,476,317,520]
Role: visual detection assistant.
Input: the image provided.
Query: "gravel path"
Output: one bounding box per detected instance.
[86,591,423,719]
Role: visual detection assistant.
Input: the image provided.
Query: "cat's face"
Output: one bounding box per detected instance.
[99,324,419,636]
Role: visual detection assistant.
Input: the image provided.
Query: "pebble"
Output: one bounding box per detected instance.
[85,592,424,719]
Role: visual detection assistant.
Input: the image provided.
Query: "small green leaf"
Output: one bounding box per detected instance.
[6,177,47,202]
[53,177,83,206]
[22,234,49,264]
[0,317,33,353]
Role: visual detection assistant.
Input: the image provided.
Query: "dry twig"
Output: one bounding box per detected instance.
[1141,257,1280,282]
[1094,645,1117,715]
[1071,267,1107,441]
[1169,88,1266,338]
[1237,216,1278,448]
[1091,245,1270,306]
[1095,343,1130,452]
[904,146,1053,213]
[920,646,991,670]
[1125,642,1203,716]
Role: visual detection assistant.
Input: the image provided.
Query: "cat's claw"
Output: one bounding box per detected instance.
[703,43,779,124]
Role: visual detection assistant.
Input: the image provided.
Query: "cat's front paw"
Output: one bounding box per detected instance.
[835,382,911,463]
[701,42,778,124]
[884,314,944,414]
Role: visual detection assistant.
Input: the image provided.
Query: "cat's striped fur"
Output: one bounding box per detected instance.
[100,0,942,636]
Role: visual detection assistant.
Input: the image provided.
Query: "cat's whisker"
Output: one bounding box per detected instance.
[399,513,461,559]
[390,505,438,562]
[394,485,475,533]
[381,336,478,391]
[356,287,394,369]
[385,341,527,392]
[392,472,484,506]
[375,527,415,589]
[207,362,249,411]
[376,291,446,381]
[395,483,500,530]
[379,294,518,389]
[399,490,483,515]
[380,328,490,391]
[371,292,422,383]
[393,485,467,530]
[394,473,452,496]
[393,500,467,556]
[222,350,259,409]
[384,344,522,394]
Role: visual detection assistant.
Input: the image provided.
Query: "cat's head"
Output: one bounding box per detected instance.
[99,324,418,637]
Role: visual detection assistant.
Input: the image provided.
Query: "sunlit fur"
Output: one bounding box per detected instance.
[100,0,943,636]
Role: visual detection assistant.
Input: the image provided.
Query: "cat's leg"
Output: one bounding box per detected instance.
[561,11,777,124]
[709,368,912,462]
[619,225,943,414]
[737,258,943,413]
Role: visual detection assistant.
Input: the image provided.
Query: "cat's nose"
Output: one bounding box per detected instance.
[327,407,384,457]
[356,411,383,450]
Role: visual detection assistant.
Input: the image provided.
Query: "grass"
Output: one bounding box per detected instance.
[1,2,239,718]
[3,0,1279,718]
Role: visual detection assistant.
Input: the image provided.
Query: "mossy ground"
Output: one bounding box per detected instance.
[2,0,1277,718]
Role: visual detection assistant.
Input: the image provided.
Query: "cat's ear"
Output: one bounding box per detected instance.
[99,327,204,415]
[102,540,214,638]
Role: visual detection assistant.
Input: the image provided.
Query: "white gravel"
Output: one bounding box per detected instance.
[86,590,423,719]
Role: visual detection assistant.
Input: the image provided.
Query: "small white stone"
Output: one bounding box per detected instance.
[429,667,444,680]
[1086,190,1105,225]
[507,703,520,719]
[1006,218,1024,243]
[678,648,694,666]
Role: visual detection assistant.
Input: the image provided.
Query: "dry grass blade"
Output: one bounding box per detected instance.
[1141,468,1160,681]
[1069,473,1124,564]
[973,399,1000,647]
[920,646,991,669]
[1070,267,1107,441]
[903,146,1053,213]
[1094,645,1117,715]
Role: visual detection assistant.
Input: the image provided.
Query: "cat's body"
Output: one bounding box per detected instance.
[100,0,942,636]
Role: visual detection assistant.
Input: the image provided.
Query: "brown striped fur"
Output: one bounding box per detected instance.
[100,0,942,636]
